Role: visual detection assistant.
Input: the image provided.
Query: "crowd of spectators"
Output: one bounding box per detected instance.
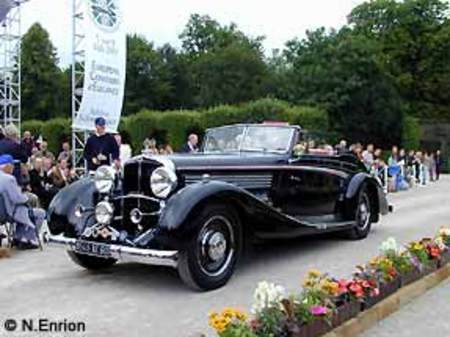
[0,125,78,210]
[338,140,444,192]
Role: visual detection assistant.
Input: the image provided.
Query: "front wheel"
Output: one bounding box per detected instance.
[178,204,242,291]
[67,251,117,270]
[346,188,372,240]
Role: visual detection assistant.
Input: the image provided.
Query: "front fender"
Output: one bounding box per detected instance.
[47,177,96,235]
[158,181,279,232]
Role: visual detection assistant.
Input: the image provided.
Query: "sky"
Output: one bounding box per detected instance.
[21,0,365,66]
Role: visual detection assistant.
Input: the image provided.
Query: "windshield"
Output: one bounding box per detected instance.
[203,125,294,154]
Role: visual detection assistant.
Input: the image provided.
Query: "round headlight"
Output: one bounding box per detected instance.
[95,201,114,225]
[94,166,116,193]
[150,166,177,199]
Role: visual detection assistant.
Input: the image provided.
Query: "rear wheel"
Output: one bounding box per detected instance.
[346,188,372,240]
[178,204,242,291]
[67,251,117,270]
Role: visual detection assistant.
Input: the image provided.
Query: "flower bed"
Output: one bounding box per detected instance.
[207,227,450,337]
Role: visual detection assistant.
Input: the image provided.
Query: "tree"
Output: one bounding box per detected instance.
[123,34,173,114]
[21,23,65,120]
[284,28,404,147]
[348,0,450,119]
[180,14,264,56]
[179,14,269,107]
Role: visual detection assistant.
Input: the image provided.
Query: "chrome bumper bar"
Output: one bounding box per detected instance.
[48,235,178,268]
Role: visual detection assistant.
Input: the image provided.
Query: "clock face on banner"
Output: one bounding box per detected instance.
[89,0,121,31]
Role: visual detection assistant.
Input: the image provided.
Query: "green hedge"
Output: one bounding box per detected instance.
[21,99,329,154]
[402,115,422,150]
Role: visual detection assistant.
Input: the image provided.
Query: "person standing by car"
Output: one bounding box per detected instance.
[180,134,199,153]
[84,117,120,171]
[435,150,444,181]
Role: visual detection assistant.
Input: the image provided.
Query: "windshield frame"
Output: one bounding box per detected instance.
[203,124,299,155]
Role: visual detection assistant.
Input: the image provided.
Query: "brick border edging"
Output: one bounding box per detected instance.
[323,264,450,337]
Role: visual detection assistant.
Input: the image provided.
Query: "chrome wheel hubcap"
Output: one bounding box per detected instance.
[198,215,235,277]
[357,194,371,230]
[206,232,227,262]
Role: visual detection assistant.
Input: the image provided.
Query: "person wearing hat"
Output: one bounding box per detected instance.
[84,117,120,171]
[0,154,45,250]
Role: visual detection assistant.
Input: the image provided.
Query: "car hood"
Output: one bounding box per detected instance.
[149,152,289,169]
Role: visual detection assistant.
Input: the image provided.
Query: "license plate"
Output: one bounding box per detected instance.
[74,240,112,258]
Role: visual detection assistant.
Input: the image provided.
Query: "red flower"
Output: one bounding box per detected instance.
[370,288,380,297]
[429,246,441,259]
[349,282,364,298]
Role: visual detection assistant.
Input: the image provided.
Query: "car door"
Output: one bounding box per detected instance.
[274,162,344,217]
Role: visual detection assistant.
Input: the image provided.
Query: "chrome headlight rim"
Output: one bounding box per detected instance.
[95,201,114,225]
[94,166,116,194]
[150,166,178,199]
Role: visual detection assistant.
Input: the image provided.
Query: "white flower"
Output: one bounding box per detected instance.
[435,237,447,251]
[439,227,450,237]
[380,237,399,255]
[251,281,286,314]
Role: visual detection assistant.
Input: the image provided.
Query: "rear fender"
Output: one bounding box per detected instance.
[345,173,388,222]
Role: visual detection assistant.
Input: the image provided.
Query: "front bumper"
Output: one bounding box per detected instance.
[48,235,178,268]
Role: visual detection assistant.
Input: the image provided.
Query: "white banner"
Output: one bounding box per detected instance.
[73,0,126,133]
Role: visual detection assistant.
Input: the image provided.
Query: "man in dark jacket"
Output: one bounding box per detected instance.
[84,117,120,171]
[435,150,444,181]
[180,134,199,153]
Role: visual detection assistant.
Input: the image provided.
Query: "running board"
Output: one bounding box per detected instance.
[285,213,355,230]
[301,220,355,230]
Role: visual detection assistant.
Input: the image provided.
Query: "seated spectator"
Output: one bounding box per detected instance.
[335,140,348,155]
[159,144,174,155]
[0,124,28,164]
[37,141,55,161]
[143,138,159,155]
[21,131,35,158]
[115,134,132,164]
[0,154,45,250]
[49,158,75,189]
[350,143,363,160]
[57,141,72,164]
[362,144,375,170]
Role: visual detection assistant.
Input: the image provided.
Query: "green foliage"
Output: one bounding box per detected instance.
[124,35,174,114]
[112,99,328,153]
[21,120,45,138]
[21,23,66,120]
[284,28,404,147]
[348,0,450,120]
[402,115,422,150]
[41,118,71,153]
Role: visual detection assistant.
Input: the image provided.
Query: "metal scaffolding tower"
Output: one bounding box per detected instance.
[0,0,26,134]
[72,0,87,173]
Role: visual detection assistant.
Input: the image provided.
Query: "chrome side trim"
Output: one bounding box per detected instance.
[48,235,178,268]
[184,174,273,189]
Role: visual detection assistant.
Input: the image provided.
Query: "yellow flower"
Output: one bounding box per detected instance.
[308,269,322,278]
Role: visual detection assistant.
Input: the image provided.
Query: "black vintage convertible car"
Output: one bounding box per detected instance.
[48,123,390,290]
